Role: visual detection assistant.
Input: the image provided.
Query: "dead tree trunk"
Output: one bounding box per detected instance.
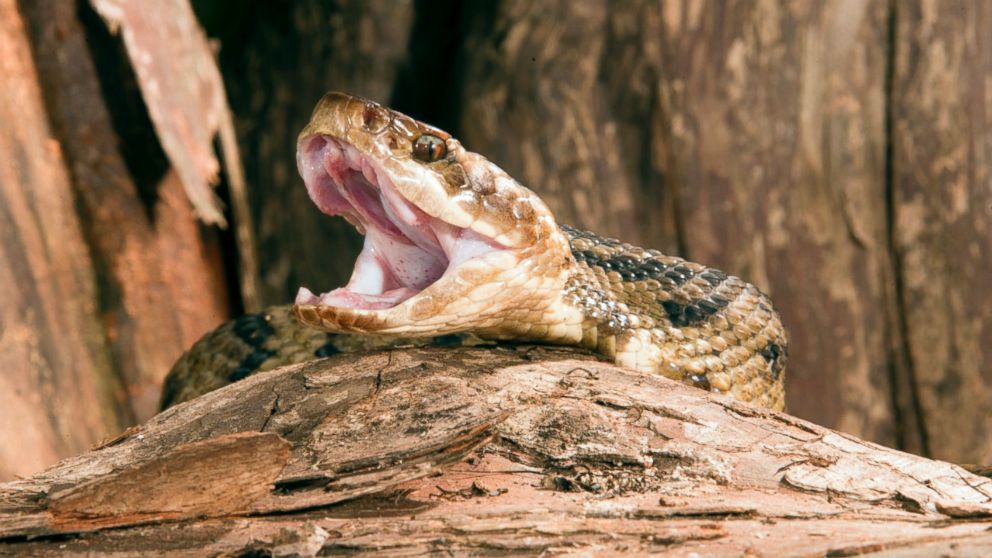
[2,346,991,556]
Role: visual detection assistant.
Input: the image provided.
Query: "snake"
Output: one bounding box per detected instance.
[160,92,788,411]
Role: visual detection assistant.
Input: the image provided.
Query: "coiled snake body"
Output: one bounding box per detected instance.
[162,93,787,411]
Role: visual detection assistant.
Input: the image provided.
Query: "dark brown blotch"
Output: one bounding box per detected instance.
[232,313,275,348]
[227,348,276,382]
[759,343,785,379]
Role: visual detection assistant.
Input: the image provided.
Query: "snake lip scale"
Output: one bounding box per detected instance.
[162,92,788,411]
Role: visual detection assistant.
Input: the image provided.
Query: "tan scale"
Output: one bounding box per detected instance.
[163,93,788,411]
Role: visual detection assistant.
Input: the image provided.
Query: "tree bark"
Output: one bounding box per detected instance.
[890,0,992,465]
[455,0,901,454]
[22,0,230,423]
[1,346,990,556]
[656,0,900,450]
[0,0,127,480]
[0,0,236,479]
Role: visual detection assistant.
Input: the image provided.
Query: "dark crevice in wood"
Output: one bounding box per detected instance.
[882,0,930,457]
[652,83,690,261]
[646,15,688,260]
[209,157,248,317]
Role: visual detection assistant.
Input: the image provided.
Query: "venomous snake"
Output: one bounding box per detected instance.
[161,92,787,411]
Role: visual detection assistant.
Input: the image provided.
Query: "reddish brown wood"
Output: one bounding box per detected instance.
[0,0,127,480]
[22,0,231,423]
[89,0,228,226]
[1,348,990,555]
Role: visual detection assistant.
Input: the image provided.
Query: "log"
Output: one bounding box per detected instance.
[2,346,991,556]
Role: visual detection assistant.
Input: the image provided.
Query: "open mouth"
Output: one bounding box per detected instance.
[294,136,504,310]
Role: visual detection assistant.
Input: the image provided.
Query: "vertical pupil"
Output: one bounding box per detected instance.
[415,135,445,162]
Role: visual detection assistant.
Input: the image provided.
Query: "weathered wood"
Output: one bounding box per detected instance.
[22,0,230,424]
[0,0,126,480]
[89,0,226,226]
[88,0,260,310]
[891,0,992,464]
[1,347,990,555]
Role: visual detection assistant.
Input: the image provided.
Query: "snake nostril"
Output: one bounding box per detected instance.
[362,103,390,133]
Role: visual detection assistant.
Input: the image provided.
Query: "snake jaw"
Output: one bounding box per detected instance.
[292,93,572,336]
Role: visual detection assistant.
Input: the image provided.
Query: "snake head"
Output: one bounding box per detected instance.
[293,92,575,339]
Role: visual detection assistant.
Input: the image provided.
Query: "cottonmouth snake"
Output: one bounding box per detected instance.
[161,93,788,411]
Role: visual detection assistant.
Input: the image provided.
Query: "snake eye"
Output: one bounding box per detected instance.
[413,134,447,162]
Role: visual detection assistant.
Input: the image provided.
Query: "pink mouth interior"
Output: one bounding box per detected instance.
[295,136,501,310]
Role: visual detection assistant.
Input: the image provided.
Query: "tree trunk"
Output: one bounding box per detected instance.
[0,0,127,480]
[2,347,991,556]
[0,0,233,480]
[890,0,992,465]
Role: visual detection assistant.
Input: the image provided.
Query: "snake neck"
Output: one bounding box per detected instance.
[553,225,788,409]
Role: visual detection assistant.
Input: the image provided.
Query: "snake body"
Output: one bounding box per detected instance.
[162,93,787,411]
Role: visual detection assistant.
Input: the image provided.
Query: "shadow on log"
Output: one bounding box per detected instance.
[2,346,992,555]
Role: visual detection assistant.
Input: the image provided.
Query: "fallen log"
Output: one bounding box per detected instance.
[2,345,991,556]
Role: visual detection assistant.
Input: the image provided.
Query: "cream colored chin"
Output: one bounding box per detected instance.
[293,249,524,335]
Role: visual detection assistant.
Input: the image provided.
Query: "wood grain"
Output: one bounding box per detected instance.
[891,0,992,463]
[1,347,990,555]
[22,0,230,423]
[0,0,126,480]
[458,1,645,247]
[454,1,901,449]
[658,0,899,448]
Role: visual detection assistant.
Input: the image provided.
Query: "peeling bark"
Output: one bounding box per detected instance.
[89,0,232,227]
[1,347,990,555]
